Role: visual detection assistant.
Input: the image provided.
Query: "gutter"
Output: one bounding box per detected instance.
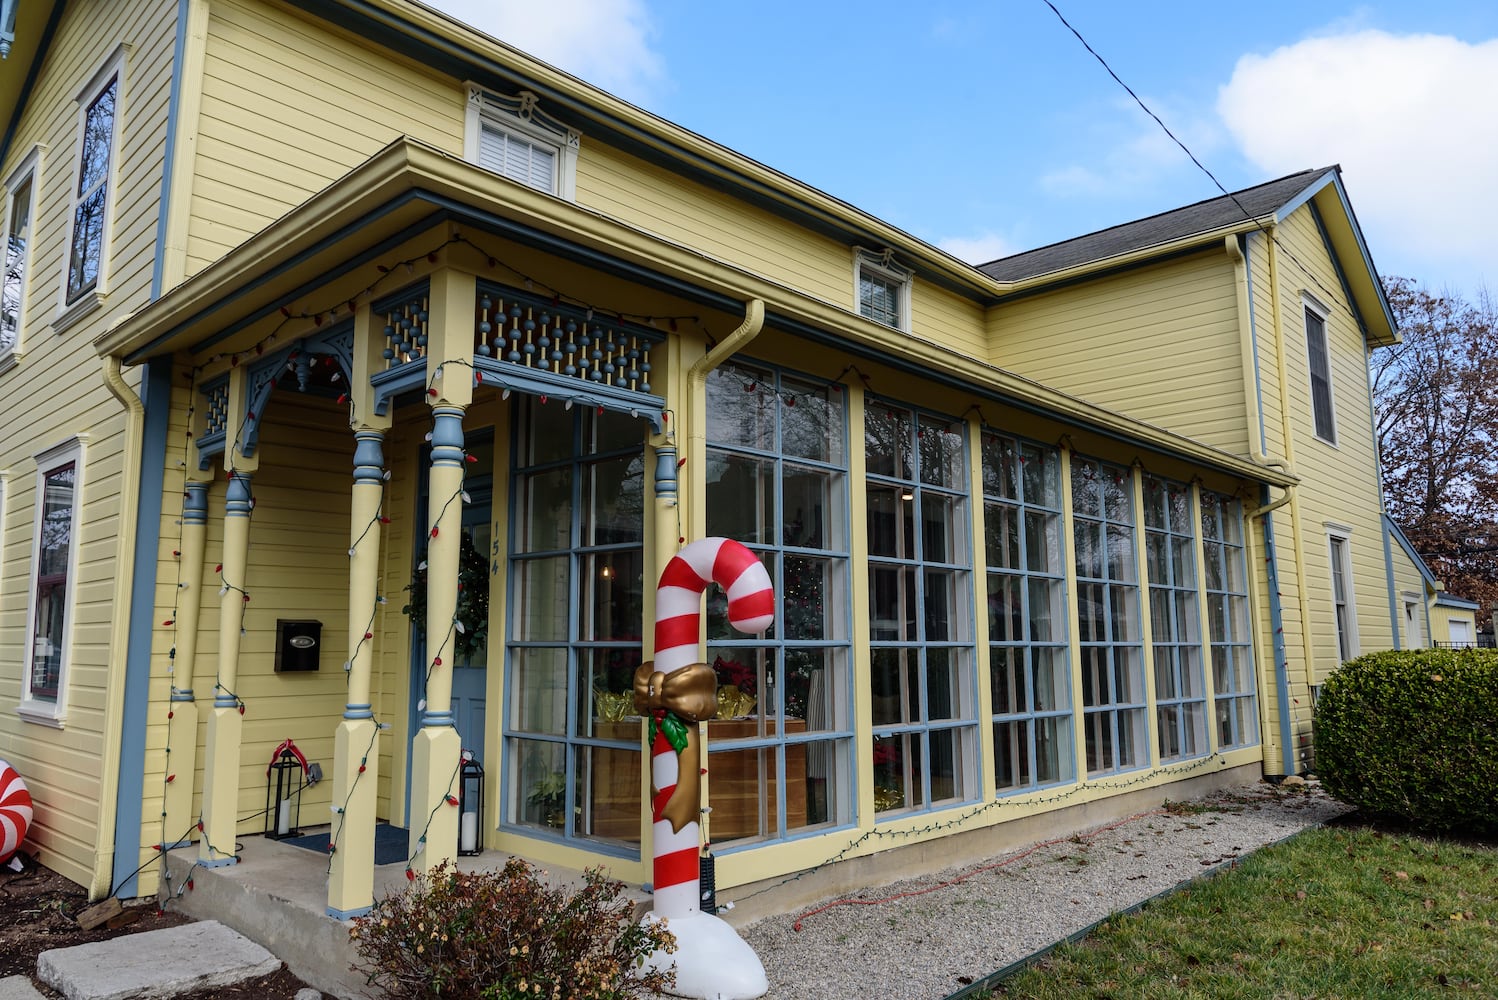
[685,298,765,542]
[1227,233,1297,775]
[94,357,145,899]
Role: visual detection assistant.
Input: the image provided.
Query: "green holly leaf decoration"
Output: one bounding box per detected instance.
[660,713,689,755]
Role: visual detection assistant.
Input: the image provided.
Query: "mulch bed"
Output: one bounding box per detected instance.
[0,854,325,998]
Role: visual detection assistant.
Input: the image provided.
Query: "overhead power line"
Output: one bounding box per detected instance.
[1038,0,1353,314]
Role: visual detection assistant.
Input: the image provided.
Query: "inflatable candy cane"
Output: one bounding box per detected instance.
[633,537,771,1000]
[0,759,33,866]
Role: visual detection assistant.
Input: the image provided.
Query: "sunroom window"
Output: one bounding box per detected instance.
[505,402,645,848]
[983,430,1073,791]
[1143,475,1206,763]
[704,362,853,844]
[866,400,977,815]
[1072,456,1146,775]
[1204,492,1257,748]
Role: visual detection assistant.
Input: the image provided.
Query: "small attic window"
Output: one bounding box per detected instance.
[855,249,910,331]
[464,85,579,200]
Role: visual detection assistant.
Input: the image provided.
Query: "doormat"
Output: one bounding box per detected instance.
[282,823,409,867]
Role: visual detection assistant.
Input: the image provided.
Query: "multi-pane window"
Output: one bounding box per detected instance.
[1304,305,1337,443]
[1203,493,1257,748]
[23,440,84,720]
[3,154,37,357]
[1144,476,1205,762]
[67,72,118,303]
[866,400,976,815]
[704,363,853,844]
[1072,456,1146,775]
[1327,532,1356,663]
[982,431,1073,790]
[856,252,909,330]
[506,402,645,849]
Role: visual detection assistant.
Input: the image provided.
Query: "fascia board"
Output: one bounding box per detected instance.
[97,137,1297,491]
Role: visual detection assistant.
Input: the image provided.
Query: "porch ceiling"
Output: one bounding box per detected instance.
[95,137,1297,491]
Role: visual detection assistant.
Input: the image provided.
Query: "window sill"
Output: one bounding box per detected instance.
[53,290,104,335]
[0,349,18,376]
[16,701,65,728]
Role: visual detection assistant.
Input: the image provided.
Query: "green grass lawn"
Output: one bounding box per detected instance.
[987,823,1497,999]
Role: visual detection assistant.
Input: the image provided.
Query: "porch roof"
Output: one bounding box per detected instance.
[95,137,1296,491]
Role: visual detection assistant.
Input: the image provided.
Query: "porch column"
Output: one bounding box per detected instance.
[199,467,254,865]
[328,427,387,917]
[409,406,466,871]
[408,266,474,873]
[163,478,210,848]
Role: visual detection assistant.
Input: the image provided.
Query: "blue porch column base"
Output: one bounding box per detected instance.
[328,903,373,920]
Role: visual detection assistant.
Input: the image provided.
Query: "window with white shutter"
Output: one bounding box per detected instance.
[464,85,578,200]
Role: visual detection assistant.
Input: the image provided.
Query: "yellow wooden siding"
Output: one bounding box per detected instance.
[988,252,1249,454]
[0,0,177,888]
[1270,209,1394,683]
[186,0,462,273]
[1387,540,1428,649]
[1429,605,1477,645]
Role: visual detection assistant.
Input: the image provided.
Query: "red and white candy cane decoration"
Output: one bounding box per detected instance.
[644,538,772,922]
[0,759,33,865]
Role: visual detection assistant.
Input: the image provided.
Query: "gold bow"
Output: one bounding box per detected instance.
[633,661,719,833]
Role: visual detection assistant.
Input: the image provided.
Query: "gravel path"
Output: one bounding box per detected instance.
[738,781,1349,1000]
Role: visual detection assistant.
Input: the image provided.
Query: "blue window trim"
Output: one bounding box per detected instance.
[1142,474,1208,764]
[1071,455,1148,777]
[865,397,979,818]
[702,360,856,848]
[982,429,1074,793]
[501,401,646,857]
[1202,492,1259,750]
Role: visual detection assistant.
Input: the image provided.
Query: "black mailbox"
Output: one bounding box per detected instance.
[275,619,322,672]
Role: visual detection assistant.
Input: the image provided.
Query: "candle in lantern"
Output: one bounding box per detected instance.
[277,798,291,836]
[460,812,478,853]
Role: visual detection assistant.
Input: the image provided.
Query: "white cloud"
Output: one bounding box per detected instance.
[1217,29,1498,292]
[937,232,1022,266]
[421,0,664,105]
[1039,110,1200,198]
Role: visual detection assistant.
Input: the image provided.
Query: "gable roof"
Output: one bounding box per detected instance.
[978,166,1398,346]
[979,169,1329,282]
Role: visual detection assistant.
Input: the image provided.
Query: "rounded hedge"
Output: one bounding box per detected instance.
[1315,648,1498,835]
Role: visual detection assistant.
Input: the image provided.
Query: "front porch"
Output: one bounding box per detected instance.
[159,833,651,1000]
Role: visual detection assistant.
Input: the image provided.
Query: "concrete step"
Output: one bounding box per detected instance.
[35,920,281,1000]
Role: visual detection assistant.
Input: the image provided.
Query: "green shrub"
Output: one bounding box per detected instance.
[1315,648,1498,835]
[351,859,675,999]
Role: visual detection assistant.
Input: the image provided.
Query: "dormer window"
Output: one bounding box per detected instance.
[856,249,910,331]
[464,85,579,200]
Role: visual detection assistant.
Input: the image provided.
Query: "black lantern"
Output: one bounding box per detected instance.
[265,739,308,840]
[458,750,484,856]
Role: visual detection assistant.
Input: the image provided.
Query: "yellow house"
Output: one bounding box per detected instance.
[1430,592,1481,648]
[0,0,1441,949]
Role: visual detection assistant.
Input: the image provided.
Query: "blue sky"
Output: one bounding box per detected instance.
[425,0,1498,299]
